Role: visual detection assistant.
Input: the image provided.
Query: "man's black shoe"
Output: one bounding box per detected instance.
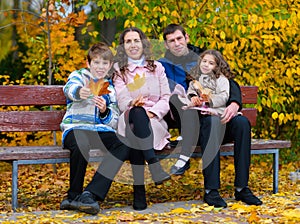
[77,191,100,215]
[170,159,190,175]
[59,195,80,210]
[203,190,227,208]
[235,187,263,205]
[60,198,74,210]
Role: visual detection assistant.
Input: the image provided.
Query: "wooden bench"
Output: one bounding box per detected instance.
[0,85,291,211]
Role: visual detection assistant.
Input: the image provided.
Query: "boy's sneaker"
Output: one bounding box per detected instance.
[235,187,263,205]
[77,191,100,215]
[60,196,80,210]
[203,189,227,208]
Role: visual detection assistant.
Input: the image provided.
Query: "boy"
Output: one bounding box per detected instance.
[60,43,145,214]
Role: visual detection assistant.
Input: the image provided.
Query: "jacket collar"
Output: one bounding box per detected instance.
[164,49,198,65]
[127,56,147,72]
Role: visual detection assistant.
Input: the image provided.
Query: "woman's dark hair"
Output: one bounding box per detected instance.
[191,49,235,80]
[113,27,156,82]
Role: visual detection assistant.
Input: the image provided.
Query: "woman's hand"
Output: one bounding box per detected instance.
[93,96,107,113]
[191,96,204,106]
[79,86,91,100]
[131,95,144,107]
[146,111,156,118]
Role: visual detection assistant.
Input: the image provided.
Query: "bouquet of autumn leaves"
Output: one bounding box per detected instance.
[179,80,221,116]
[190,80,212,103]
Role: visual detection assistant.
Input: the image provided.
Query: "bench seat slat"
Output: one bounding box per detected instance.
[0,139,291,161]
[155,139,291,155]
[0,146,106,160]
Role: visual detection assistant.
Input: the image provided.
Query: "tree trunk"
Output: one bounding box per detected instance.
[99,18,117,45]
[12,0,19,62]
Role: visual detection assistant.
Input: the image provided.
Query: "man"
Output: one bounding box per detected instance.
[159,24,262,208]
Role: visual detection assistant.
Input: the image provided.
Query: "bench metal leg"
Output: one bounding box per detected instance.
[222,149,280,194]
[12,161,19,211]
[273,150,279,194]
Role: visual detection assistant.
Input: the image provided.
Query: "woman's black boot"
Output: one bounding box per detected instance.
[133,185,147,210]
[148,158,171,185]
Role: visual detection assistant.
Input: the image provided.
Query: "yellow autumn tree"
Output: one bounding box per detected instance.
[14,1,87,85]
[0,1,88,147]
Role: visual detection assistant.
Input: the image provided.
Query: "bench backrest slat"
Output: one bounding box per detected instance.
[0,111,65,132]
[240,86,257,104]
[0,85,65,106]
[0,85,257,132]
[241,108,257,126]
[240,86,257,126]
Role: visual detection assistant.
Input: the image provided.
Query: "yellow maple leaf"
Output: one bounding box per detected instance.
[203,205,215,212]
[170,207,190,214]
[127,73,146,92]
[248,211,261,223]
[226,164,235,171]
[282,209,300,219]
[89,79,111,96]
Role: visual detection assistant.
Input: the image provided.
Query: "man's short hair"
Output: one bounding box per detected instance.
[163,24,186,40]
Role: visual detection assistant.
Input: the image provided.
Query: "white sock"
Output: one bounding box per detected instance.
[174,155,189,168]
[236,187,246,192]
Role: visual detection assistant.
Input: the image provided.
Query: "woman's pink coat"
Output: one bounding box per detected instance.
[113,61,171,150]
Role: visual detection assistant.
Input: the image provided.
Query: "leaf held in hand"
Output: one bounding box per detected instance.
[98,81,111,96]
[192,80,212,101]
[89,79,111,96]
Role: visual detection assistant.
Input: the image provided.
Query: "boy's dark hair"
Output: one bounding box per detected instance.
[163,24,186,40]
[87,42,113,64]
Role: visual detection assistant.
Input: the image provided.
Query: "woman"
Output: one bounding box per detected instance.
[113,27,171,187]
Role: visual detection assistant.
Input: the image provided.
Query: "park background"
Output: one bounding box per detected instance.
[0,0,299,223]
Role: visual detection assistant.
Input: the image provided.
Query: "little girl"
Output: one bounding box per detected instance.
[171,49,234,175]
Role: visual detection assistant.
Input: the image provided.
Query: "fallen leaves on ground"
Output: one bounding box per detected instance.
[0,156,299,223]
